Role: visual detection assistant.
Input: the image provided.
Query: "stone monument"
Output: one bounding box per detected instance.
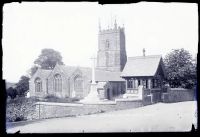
[79,55,102,104]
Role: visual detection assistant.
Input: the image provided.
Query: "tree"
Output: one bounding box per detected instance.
[34,48,64,69]
[7,87,17,99]
[164,48,196,89]
[15,76,30,97]
[29,65,39,76]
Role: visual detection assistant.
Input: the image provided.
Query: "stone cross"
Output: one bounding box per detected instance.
[143,48,146,57]
[90,55,96,84]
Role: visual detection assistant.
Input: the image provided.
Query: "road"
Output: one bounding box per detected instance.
[7,101,196,133]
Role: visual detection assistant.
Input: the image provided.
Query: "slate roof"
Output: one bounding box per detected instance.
[59,65,78,77]
[121,55,164,77]
[34,69,52,79]
[88,69,124,82]
[95,69,125,82]
[58,65,124,82]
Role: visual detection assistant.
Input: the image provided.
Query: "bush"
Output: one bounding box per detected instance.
[6,97,38,122]
[7,87,17,99]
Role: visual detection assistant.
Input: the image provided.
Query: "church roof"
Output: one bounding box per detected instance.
[95,69,125,82]
[79,68,125,81]
[121,55,165,77]
[33,69,52,79]
[59,65,78,77]
[55,65,124,82]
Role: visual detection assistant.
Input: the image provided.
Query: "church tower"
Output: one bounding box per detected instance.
[96,20,127,72]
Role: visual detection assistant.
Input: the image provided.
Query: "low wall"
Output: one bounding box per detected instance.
[151,92,162,103]
[27,100,144,120]
[143,96,152,105]
[161,88,195,103]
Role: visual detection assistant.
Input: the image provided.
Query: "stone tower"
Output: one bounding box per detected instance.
[96,20,127,72]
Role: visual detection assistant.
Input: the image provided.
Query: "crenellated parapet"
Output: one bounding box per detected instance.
[99,27,124,34]
[98,19,125,34]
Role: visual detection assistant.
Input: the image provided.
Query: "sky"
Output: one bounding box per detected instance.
[2,2,198,83]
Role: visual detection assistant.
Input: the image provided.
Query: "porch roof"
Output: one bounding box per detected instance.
[121,55,165,77]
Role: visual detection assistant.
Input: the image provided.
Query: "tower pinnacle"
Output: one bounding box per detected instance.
[114,19,117,29]
[99,20,101,31]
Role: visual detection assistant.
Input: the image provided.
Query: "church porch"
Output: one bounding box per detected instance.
[123,76,164,102]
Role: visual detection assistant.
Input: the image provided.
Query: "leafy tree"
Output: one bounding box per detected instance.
[29,65,39,76]
[164,48,196,89]
[7,87,17,99]
[34,48,64,69]
[15,76,30,97]
[27,49,64,76]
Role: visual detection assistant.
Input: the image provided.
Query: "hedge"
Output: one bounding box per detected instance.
[6,97,39,122]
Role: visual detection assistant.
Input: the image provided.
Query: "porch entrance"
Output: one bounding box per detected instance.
[107,89,111,100]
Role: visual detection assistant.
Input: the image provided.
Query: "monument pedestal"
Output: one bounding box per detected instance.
[80,55,113,104]
[79,83,102,104]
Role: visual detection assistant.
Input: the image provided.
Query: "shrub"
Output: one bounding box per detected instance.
[7,87,17,99]
[6,97,37,122]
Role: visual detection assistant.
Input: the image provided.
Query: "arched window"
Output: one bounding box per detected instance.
[35,78,42,92]
[54,74,62,92]
[74,75,83,92]
[105,39,110,49]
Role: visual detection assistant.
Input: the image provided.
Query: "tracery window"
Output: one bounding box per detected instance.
[74,76,83,92]
[54,74,62,92]
[35,78,42,92]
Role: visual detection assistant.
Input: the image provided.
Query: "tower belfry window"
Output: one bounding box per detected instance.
[105,39,110,49]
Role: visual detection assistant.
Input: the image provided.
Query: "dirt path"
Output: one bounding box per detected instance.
[6,101,196,133]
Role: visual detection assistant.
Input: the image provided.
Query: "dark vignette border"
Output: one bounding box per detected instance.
[0,0,199,137]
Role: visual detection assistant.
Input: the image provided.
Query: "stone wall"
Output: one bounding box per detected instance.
[161,88,195,103]
[143,88,162,104]
[28,100,145,120]
[144,87,195,103]
[151,92,162,103]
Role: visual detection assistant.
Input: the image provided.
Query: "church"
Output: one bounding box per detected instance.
[29,20,166,101]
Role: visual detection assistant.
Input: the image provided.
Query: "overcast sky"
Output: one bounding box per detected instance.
[3,2,198,83]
